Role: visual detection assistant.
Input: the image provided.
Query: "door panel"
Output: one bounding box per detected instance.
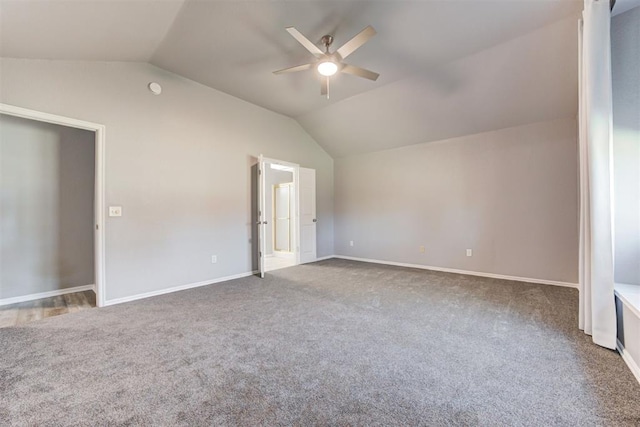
[257,156,266,278]
[299,167,316,263]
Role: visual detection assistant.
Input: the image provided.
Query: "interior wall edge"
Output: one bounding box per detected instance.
[335,115,579,162]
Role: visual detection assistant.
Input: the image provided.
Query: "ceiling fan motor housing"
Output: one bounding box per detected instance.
[321,35,334,52]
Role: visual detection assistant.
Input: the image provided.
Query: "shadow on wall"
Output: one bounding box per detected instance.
[0,114,95,299]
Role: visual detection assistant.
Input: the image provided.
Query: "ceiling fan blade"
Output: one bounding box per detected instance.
[286,27,324,58]
[341,64,379,81]
[336,25,376,59]
[273,63,313,74]
[321,77,329,98]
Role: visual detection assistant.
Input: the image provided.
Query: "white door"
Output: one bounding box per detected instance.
[257,156,267,278]
[299,167,317,263]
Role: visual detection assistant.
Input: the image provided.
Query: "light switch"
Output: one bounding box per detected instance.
[109,206,122,217]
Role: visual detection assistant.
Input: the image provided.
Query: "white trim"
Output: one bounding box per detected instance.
[103,271,258,307]
[0,103,107,308]
[614,284,640,319]
[258,155,266,278]
[0,103,102,132]
[294,165,301,266]
[0,284,95,306]
[617,339,640,385]
[313,255,336,262]
[333,255,579,288]
[261,156,299,169]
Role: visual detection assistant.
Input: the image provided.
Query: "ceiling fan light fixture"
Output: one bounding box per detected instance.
[274,26,378,97]
[317,61,338,77]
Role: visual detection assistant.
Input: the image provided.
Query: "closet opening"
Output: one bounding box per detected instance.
[0,104,106,327]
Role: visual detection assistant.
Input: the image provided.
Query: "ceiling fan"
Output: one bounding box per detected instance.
[273,25,379,99]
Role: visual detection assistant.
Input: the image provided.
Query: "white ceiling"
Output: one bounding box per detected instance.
[0,0,184,61]
[0,0,587,157]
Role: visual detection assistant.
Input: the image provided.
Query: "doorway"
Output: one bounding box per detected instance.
[0,104,106,309]
[255,156,317,277]
[266,168,295,272]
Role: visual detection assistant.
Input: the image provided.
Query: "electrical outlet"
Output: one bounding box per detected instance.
[108,206,122,217]
[419,245,425,253]
[466,249,473,257]
[349,240,354,247]
[211,255,217,264]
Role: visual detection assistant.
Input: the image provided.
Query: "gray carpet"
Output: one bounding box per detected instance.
[1,259,639,426]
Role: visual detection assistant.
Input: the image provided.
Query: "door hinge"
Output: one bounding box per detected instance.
[96,224,99,230]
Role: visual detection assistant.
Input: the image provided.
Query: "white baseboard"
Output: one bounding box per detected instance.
[97,254,577,307]
[333,255,578,288]
[617,339,640,385]
[0,284,96,307]
[103,271,259,307]
[314,255,336,262]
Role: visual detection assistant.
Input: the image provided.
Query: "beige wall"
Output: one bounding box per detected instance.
[612,6,640,286]
[0,58,333,302]
[0,114,95,299]
[334,118,579,284]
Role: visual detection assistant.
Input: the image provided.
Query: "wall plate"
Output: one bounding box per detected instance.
[109,206,122,217]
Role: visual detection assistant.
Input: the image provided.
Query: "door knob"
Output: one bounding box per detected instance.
[312,219,317,222]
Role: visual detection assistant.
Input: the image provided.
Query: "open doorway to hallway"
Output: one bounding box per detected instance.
[265,164,296,272]
[255,156,317,277]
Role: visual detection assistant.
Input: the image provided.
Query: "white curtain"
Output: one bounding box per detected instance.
[578,0,616,350]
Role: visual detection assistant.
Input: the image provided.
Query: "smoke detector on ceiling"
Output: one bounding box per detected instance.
[148,82,162,95]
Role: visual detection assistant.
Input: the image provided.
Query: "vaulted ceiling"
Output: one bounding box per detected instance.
[0,0,600,157]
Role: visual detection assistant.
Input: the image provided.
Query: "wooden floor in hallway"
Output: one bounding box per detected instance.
[0,290,96,328]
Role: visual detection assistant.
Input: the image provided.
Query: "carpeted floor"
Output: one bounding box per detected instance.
[1,259,639,426]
